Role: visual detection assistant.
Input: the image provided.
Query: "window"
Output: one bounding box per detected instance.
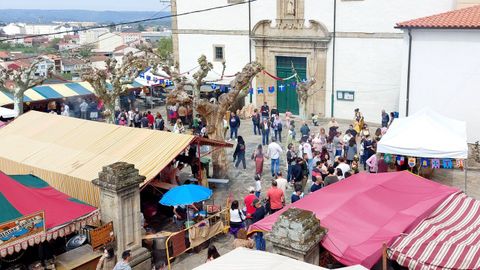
[213,45,225,61]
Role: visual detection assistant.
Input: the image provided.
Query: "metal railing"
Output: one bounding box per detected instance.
[165,204,230,270]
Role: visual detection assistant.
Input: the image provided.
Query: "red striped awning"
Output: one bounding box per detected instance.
[388,192,480,270]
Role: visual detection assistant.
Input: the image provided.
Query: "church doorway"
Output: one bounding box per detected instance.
[276,56,306,115]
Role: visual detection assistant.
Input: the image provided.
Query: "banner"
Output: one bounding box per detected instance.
[0,212,45,249]
[442,159,453,169]
[420,158,430,168]
[257,87,264,94]
[408,157,416,168]
[431,159,441,169]
[268,86,275,93]
[396,156,405,166]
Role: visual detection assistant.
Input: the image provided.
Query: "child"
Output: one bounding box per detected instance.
[287,126,296,145]
[291,184,304,203]
[254,174,262,198]
[312,113,319,126]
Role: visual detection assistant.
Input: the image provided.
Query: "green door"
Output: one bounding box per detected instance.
[276,56,307,115]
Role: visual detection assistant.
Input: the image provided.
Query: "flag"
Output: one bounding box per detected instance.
[384,154,392,164]
[396,156,405,166]
[279,84,285,92]
[248,88,253,95]
[211,83,217,90]
[146,75,151,81]
[442,159,453,169]
[456,159,464,169]
[408,157,416,168]
[420,158,430,168]
[431,159,440,169]
[268,86,275,93]
[257,87,264,94]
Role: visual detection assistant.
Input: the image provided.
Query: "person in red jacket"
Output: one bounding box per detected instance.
[146,111,155,129]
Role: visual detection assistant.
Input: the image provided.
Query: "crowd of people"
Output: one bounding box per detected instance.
[221,103,397,253]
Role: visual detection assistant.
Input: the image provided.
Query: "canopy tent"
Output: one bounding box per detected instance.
[0,111,231,206]
[193,247,368,270]
[388,192,480,270]
[377,109,468,159]
[249,172,458,269]
[0,81,142,106]
[0,172,98,257]
[0,106,18,118]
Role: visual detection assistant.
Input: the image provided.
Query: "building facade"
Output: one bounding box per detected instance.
[397,4,480,143]
[172,0,460,122]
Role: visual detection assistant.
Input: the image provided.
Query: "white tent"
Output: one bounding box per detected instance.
[377,108,468,159]
[0,107,17,118]
[193,248,368,270]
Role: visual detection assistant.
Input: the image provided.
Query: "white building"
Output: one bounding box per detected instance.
[2,23,74,39]
[172,0,468,122]
[94,33,124,54]
[397,5,480,143]
[141,31,172,42]
[78,28,110,45]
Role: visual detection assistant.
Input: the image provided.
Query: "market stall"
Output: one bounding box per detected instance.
[377,108,469,190]
[0,172,99,268]
[0,110,231,206]
[388,192,480,269]
[249,171,459,269]
[193,247,368,270]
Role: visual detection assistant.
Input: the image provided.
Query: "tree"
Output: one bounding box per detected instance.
[82,52,148,123]
[157,37,173,62]
[77,44,95,59]
[292,65,324,120]
[158,54,262,178]
[0,57,52,115]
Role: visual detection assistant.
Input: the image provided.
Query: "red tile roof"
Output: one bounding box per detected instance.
[397,5,480,29]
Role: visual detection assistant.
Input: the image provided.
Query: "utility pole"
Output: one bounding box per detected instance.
[331,0,337,118]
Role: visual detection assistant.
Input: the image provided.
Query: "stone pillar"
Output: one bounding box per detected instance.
[266,208,326,265]
[93,162,151,270]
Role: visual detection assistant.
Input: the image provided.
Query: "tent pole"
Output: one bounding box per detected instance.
[382,243,387,270]
[464,162,468,195]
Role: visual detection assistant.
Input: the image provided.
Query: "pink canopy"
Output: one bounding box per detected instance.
[250,171,458,268]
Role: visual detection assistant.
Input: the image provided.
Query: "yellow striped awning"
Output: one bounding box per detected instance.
[0,92,13,106]
[24,89,45,102]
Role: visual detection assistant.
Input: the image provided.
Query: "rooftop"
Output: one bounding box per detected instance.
[397,5,480,29]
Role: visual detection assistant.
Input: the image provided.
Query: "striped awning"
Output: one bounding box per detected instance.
[388,192,480,270]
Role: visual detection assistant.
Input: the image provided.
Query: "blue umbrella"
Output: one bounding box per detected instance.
[159,184,212,206]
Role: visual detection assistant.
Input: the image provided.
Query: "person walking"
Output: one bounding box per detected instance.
[252,198,266,251]
[272,115,283,142]
[252,109,261,135]
[345,137,357,164]
[229,111,240,140]
[275,172,288,198]
[300,121,310,139]
[286,143,297,183]
[251,144,264,175]
[244,187,257,229]
[260,102,270,120]
[266,180,284,214]
[261,118,271,146]
[267,139,283,177]
[229,200,246,237]
[233,136,246,169]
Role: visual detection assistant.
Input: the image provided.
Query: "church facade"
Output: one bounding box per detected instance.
[172,0,462,122]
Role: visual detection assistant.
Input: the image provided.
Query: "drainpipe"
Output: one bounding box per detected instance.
[405,29,413,116]
[331,0,337,117]
[248,0,253,104]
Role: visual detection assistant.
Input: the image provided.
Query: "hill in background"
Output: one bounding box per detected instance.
[0,9,171,26]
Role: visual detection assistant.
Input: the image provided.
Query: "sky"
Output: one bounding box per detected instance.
[0,0,169,11]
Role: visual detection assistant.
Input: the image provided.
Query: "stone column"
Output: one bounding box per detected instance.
[93,162,151,270]
[266,208,326,265]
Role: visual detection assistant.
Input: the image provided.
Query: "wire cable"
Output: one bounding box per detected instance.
[0,0,257,42]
